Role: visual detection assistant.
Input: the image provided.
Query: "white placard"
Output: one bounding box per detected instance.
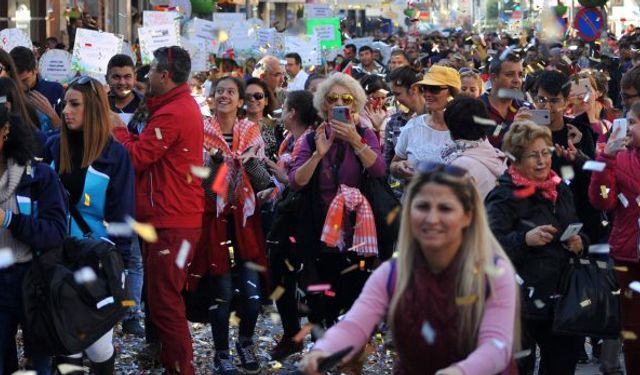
[138,24,181,65]
[227,23,258,52]
[285,35,321,66]
[190,17,220,53]
[257,28,276,48]
[120,41,137,64]
[182,37,209,72]
[347,37,375,50]
[313,25,336,42]
[0,28,33,52]
[38,49,75,84]
[71,28,124,83]
[213,13,246,28]
[143,11,181,27]
[304,4,333,19]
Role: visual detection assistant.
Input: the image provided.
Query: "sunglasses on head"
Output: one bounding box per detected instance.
[419,85,448,94]
[69,75,98,94]
[459,67,481,75]
[245,92,265,101]
[325,93,354,105]
[416,161,469,178]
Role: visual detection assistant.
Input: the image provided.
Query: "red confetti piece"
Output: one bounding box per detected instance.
[211,163,229,195]
[513,185,536,199]
[288,236,297,243]
[324,290,336,297]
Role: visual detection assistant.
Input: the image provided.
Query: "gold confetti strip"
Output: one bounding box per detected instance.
[513,349,532,360]
[284,258,295,272]
[126,217,158,243]
[455,294,478,306]
[121,300,137,307]
[269,285,285,301]
[614,266,629,272]
[622,330,637,340]
[386,206,401,225]
[57,364,90,374]
[244,261,267,272]
[229,311,240,327]
[340,264,359,275]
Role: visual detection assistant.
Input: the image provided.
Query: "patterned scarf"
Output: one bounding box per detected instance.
[508,165,561,203]
[277,127,313,171]
[203,116,265,225]
[321,184,378,257]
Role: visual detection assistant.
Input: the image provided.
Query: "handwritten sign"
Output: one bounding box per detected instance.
[138,24,181,64]
[306,18,341,50]
[0,28,33,52]
[71,28,124,83]
[38,49,75,84]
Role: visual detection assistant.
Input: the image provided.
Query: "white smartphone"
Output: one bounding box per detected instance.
[530,110,551,126]
[610,118,628,143]
[560,223,583,242]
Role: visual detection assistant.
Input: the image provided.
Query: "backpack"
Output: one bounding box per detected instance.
[22,237,127,355]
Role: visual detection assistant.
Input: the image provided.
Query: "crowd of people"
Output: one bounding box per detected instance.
[1,19,640,375]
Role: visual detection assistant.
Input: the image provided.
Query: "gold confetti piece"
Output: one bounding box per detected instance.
[386,206,400,225]
[186,174,192,184]
[229,311,240,326]
[580,299,592,308]
[340,264,358,275]
[57,364,90,374]
[83,193,90,207]
[614,266,629,272]
[359,260,366,270]
[245,261,267,272]
[622,330,637,340]
[121,300,136,307]
[268,360,283,370]
[293,324,312,343]
[600,185,609,199]
[190,165,211,179]
[513,349,532,359]
[269,286,285,301]
[269,313,281,324]
[484,263,505,277]
[421,321,436,344]
[154,128,163,140]
[455,294,478,306]
[284,258,294,272]
[126,217,158,243]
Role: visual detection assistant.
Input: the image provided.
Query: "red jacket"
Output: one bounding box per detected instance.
[588,149,640,262]
[114,84,204,228]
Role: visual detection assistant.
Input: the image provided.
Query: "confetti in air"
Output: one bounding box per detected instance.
[421,321,436,345]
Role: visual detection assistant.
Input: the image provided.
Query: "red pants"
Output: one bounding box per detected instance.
[144,228,201,375]
[615,260,640,375]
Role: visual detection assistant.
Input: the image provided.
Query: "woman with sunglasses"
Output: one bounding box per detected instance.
[485,120,587,374]
[390,65,460,183]
[190,76,272,375]
[299,162,518,375]
[44,76,134,374]
[245,77,283,162]
[288,73,385,370]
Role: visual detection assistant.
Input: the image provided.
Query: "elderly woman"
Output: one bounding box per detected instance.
[300,162,518,375]
[390,65,460,182]
[442,97,507,199]
[288,73,385,336]
[485,120,587,374]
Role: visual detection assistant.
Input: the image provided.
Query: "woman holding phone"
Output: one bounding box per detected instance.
[288,73,385,371]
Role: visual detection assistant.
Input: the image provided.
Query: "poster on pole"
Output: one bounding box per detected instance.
[71,28,124,83]
[285,35,321,66]
[38,49,75,84]
[0,28,32,52]
[304,4,333,19]
[306,17,342,50]
[138,24,181,65]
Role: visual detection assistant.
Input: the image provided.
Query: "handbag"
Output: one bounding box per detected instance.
[552,257,621,338]
[359,172,400,261]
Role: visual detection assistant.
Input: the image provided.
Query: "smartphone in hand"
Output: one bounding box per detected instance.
[332,106,351,123]
[530,110,551,126]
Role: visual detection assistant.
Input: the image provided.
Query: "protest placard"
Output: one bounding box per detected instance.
[38,49,75,84]
[71,28,124,83]
[304,4,333,19]
[138,24,181,64]
[0,28,33,52]
[306,18,341,50]
[143,11,181,27]
[285,35,321,66]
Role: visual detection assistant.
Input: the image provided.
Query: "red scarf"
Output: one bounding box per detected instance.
[203,116,265,225]
[277,128,313,171]
[508,165,561,203]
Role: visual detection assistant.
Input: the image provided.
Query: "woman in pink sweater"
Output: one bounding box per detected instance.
[299,162,519,375]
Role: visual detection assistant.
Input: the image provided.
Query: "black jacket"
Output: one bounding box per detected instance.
[485,172,590,320]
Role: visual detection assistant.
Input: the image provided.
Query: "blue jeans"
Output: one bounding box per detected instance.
[0,262,51,375]
[125,236,143,319]
[208,264,261,351]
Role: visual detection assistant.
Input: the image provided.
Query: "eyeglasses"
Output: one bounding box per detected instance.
[524,148,553,161]
[419,85,448,94]
[245,92,265,101]
[416,161,469,178]
[621,92,640,101]
[534,96,564,105]
[325,93,354,105]
[68,75,98,94]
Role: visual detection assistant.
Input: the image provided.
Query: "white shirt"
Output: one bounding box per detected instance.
[287,70,309,91]
[394,114,452,166]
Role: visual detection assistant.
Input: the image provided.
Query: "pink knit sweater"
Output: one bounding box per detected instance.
[312,257,518,375]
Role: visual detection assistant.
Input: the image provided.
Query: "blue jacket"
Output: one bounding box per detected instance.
[45,136,135,264]
[33,75,64,109]
[3,161,68,254]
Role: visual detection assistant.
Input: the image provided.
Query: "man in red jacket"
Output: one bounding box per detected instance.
[113,46,204,375]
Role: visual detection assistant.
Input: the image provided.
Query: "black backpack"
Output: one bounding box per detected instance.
[22,237,127,355]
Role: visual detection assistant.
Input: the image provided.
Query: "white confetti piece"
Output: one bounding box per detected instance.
[247,280,257,288]
[583,160,606,172]
[154,128,163,140]
[484,263,505,277]
[57,364,90,374]
[629,281,640,293]
[636,196,640,207]
[619,193,630,208]
[497,88,524,101]
[560,165,575,181]
[245,261,267,272]
[190,165,211,179]
[588,243,610,254]
[534,299,546,309]
[175,240,191,269]
[73,267,97,284]
[492,124,503,137]
[580,299,592,307]
[159,249,170,255]
[491,338,506,349]
[421,321,436,345]
[472,116,497,126]
[515,273,524,285]
[527,286,534,298]
[513,349,532,359]
[0,248,15,269]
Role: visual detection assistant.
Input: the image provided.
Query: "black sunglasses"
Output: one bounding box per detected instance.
[416,161,469,178]
[245,92,265,101]
[69,75,98,94]
[419,85,449,94]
